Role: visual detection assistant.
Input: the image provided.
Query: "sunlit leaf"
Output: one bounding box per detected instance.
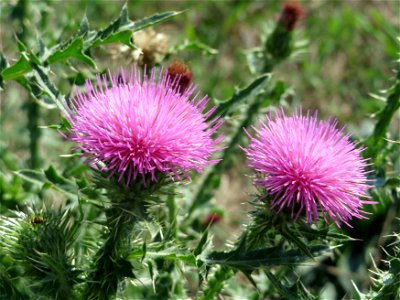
[1,52,32,80]
[46,37,96,68]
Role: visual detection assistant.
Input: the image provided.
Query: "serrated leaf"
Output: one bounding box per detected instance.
[281,225,314,259]
[16,76,57,109]
[14,169,47,186]
[130,11,183,32]
[128,246,196,265]
[92,30,134,48]
[296,223,356,243]
[1,52,32,80]
[2,7,181,82]
[204,244,334,270]
[212,73,271,119]
[44,165,66,183]
[15,167,78,200]
[46,37,96,68]
[15,35,27,52]
[44,166,78,198]
[30,64,68,114]
[242,270,258,290]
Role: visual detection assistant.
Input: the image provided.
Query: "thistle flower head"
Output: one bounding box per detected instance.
[242,109,375,227]
[63,66,223,185]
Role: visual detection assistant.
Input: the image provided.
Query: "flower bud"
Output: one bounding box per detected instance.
[265,1,304,62]
[278,1,304,32]
[167,60,193,94]
[203,211,223,227]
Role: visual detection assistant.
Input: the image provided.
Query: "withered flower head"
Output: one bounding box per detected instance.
[167,60,193,94]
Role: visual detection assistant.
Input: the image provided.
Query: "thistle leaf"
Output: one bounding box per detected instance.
[211,73,271,119]
[204,244,334,270]
[1,52,32,80]
[46,37,96,67]
[1,7,182,81]
[194,230,209,257]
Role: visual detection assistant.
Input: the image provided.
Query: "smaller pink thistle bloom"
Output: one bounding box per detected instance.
[242,109,376,227]
[63,66,223,185]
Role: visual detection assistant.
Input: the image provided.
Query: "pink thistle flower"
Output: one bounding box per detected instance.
[63,67,223,185]
[242,109,376,227]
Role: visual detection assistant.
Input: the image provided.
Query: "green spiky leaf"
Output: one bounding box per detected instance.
[204,244,334,270]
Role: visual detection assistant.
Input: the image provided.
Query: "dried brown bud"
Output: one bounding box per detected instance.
[203,212,222,227]
[167,61,193,94]
[278,1,305,31]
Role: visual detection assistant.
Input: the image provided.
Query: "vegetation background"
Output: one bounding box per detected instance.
[1,0,399,299]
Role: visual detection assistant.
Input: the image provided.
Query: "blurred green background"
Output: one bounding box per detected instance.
[2,0,398,232]
[1,0,399,299]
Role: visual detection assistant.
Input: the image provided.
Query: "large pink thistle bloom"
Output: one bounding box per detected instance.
[63,67,223,185]
[242,110,375,227]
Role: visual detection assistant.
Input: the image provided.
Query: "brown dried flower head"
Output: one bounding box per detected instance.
[167,61,193,94]
[106,28,169,66]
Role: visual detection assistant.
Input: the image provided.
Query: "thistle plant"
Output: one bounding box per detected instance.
[0,1,399,300]
[61,65,223,299]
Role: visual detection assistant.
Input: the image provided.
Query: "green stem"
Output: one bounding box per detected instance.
[84,200,146,300]
[198,266,234,300]
[12,0,42,169]
[26,98,41,168]
[166,194,177,239]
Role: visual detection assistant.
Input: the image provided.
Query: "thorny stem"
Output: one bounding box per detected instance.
[13,0,42,169]
[198,266,234,300]
[84,199,147,300]
[27,98,41,168]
